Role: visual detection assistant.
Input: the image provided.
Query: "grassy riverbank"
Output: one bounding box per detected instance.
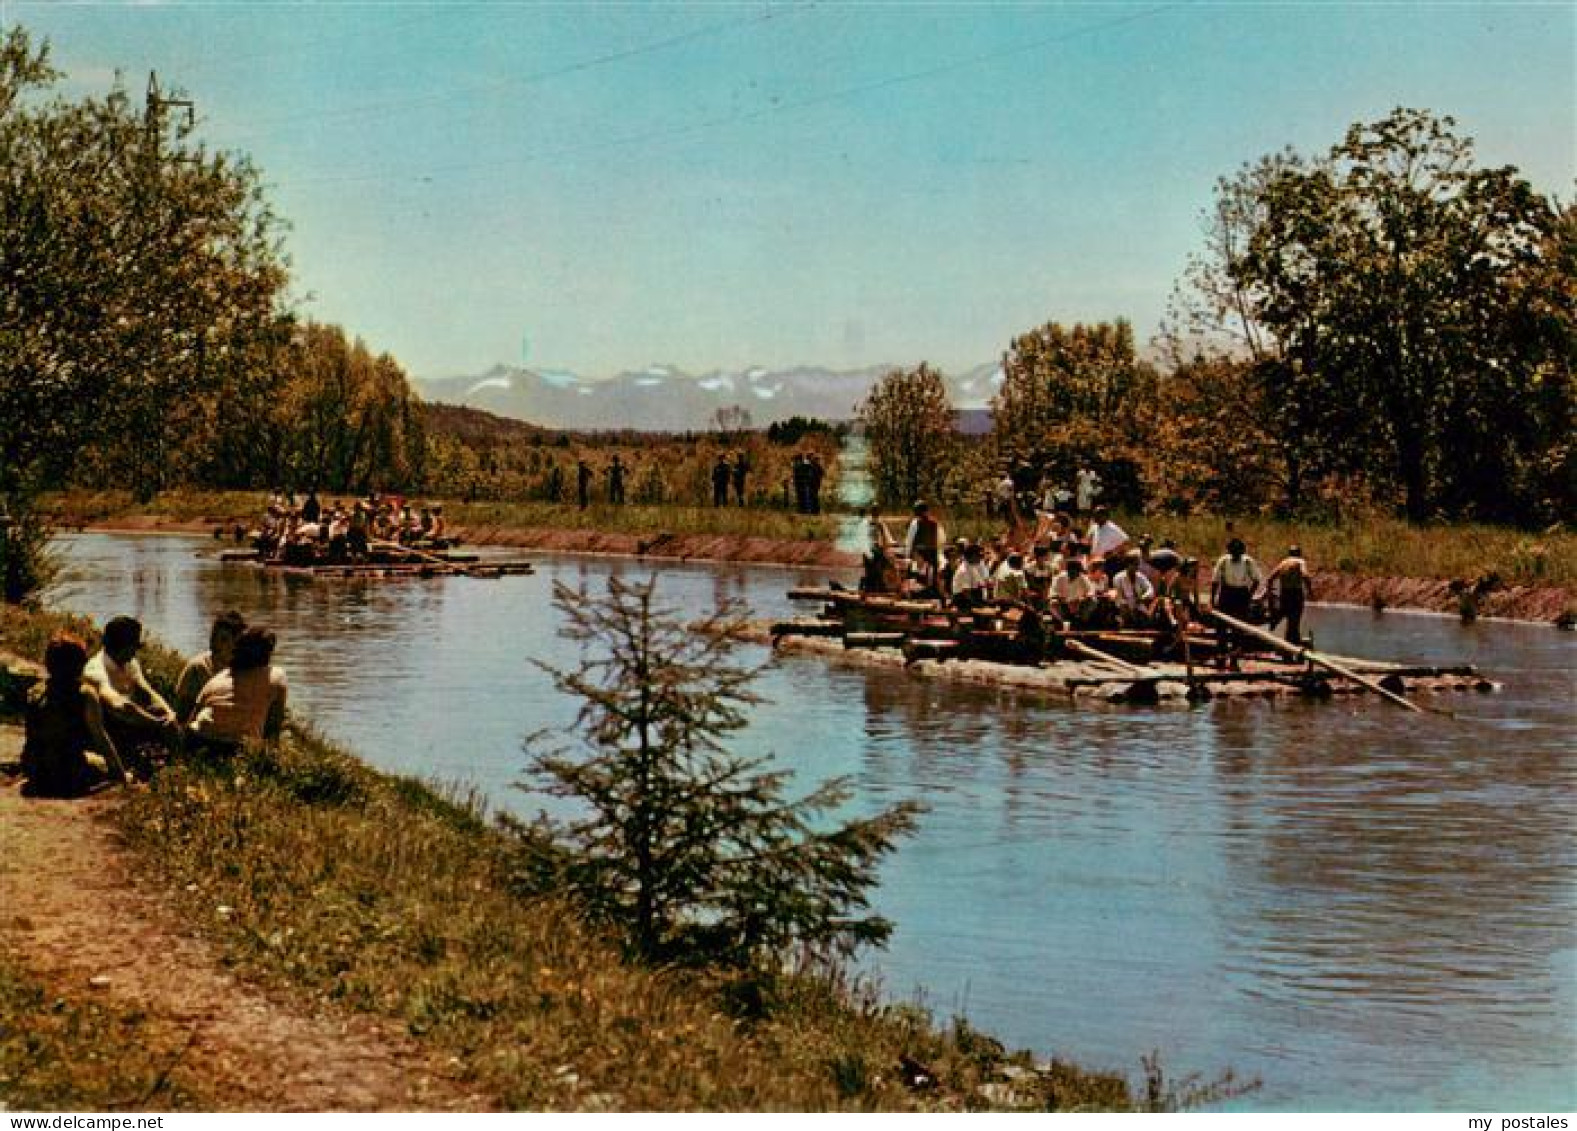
[39,488,1574,619]
[0,607,1238,1111]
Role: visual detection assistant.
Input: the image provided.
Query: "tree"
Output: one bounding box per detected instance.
[0,26,291,501]
[524,575,921,967]
[857,363,955,509]
[990,320,1157,509]
[1231,109,1567,520]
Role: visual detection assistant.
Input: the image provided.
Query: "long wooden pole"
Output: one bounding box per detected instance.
[1062,637,1152,676]
[1205,609,1424,713]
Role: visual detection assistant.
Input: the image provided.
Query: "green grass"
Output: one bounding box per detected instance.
[41,489,846,545]
[1130,512,1576,589]
[39,488,1574,591]
[444,498,846,544]
[0,606,1248,1112]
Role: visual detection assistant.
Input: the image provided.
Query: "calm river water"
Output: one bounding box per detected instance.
[52,532,1575,1111]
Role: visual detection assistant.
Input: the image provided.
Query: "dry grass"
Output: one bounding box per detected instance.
[0,962,217,1111]
[40,488,1574,592]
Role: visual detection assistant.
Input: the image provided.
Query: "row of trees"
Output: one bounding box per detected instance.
[1,28,428,516]
[1,24,921,985]
[860,109,1573,526]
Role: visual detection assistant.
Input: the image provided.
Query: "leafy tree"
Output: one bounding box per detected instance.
[525,575,921,967]
[0,26,291,501]
[990,320,1157,509]
[1233,109,1567,520]
[858,363,955,509]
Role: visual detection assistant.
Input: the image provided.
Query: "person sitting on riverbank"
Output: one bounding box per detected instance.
[22,633,133,797]
[1266,544,1314,645]
[175,611,247,722]
[84,616,179,773]
[189,627,288,756]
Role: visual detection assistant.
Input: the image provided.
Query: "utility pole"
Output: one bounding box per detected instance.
[144,71,195,159]
[138,72,198,502]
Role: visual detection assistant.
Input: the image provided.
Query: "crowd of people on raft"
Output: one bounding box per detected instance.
[238,490,449,566]
[856,493,1314,653]
[20,613,288,799]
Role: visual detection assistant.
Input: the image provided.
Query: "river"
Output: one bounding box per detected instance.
[50,532,1576,1111]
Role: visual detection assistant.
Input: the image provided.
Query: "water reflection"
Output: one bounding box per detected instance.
[51,533,1576,1111]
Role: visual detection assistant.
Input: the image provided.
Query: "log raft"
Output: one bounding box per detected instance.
[768,587,1496,706]
[216,547,533,579]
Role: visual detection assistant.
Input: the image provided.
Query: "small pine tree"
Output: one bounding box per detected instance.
[524,575,922,967]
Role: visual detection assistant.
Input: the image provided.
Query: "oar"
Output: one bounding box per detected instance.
[1061,638,1164,703]
[370,538,461,572]
[1205,609,1430,714]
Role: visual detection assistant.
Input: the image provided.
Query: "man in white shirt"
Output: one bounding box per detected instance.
[994,552,1029,604]
[1210,537,1265,659]
[951,544,993,610]
[1111,552,1157,627]
[1083,506,1132,580]
[1050,559,1099,628]
[85,616,179,762]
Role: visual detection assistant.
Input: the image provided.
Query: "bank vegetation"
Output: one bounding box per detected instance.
[0,606,1245,1111]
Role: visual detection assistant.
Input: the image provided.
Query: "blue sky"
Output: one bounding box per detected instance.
[7,1,1574,380]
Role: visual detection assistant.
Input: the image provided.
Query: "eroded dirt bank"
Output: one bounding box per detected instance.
[73,516,1576,624]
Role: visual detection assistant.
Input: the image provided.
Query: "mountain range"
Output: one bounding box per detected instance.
[413,361,1003,433]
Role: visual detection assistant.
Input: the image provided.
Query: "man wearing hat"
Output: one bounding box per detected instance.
[903,501,944,593]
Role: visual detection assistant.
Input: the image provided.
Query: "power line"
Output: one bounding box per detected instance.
[290,3,1183,189]
[219,3,812,139]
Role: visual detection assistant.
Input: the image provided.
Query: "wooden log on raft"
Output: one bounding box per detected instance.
[844,632,908,649]
[1059,639,1166,704]
[1205,609,1432,714]
[770,620,845,639]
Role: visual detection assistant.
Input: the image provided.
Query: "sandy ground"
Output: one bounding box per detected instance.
[0,727,494,1113]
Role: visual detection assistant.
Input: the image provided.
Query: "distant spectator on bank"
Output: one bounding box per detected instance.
[576,459,593,510]
[548,463,565,503]
[806,453,825,514]
[712,454,731,507]
[731,449,749,506]
[175,610,247,722]
[1075,465,1102,515]
[22,633,132,797]
[189,627,288,755]
[607,454,627,505]
[85,616,179,767]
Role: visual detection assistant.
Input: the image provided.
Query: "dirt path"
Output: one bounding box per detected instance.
[0,728,494,1112]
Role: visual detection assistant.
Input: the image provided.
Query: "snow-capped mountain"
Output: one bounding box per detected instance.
[415,362,1002,432]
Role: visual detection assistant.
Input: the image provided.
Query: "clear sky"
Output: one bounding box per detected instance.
[7,1,1574,380]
